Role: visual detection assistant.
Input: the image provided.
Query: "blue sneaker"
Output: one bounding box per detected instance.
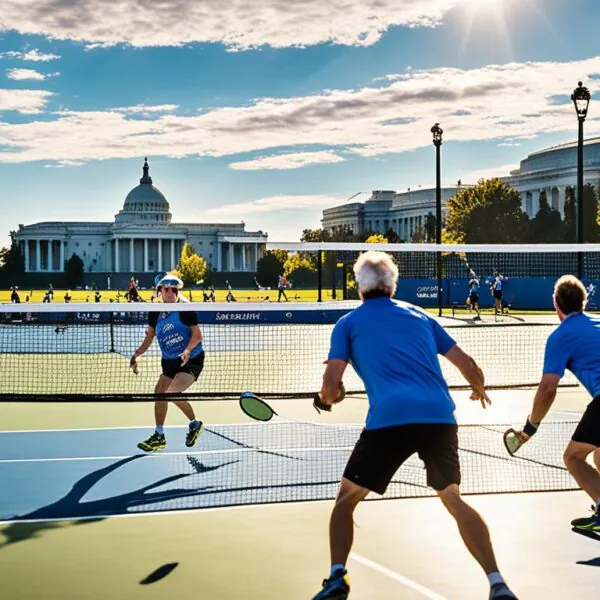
[571,505,600,531]
[312,568,350,600]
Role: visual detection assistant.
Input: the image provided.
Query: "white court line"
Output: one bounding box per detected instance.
[350,552,448,600]
[0,446,356,464]
[0,420,338,434]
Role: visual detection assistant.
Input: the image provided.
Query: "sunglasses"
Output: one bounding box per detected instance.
[161,286,178,293]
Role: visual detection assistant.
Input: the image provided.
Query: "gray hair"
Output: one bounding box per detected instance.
[353,251,398,295]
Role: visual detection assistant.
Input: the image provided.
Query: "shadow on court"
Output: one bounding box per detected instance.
[0,454,238,548]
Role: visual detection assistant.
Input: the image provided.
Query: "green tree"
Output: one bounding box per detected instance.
[530,190,565,243]
[0,243,25,281]
[563,184,599,242]
[256,249,288,287]
[283,252,316,286]
[444,178,529,243]
[175,242,208,285]
[65,253,84,288]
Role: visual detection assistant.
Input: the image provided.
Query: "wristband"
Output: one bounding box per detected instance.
[523,417,539,437]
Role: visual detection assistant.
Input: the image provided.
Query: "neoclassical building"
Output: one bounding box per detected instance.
[321,187,465,240]
[503,136,600,217]
[11,159,268,276]
[321,137,600,235]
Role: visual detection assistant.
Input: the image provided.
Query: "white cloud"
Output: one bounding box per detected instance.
[0,56,600,164]
[0,88,52,113]
[7,68,58,81]
[206,194,342,216]
[0,0,461,50]
[229,151,345,170]
[1,49,61,62]
[44,160,85,168]
[461,163,520,182]
[113,104,179,114]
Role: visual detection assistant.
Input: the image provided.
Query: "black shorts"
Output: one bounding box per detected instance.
[343,423,460,495]
[493,289,503,300]
[572,396,600,447]
[469,293,479,304]
[161,352,205,381]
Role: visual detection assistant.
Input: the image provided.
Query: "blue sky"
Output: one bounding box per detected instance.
[1,0,600,248]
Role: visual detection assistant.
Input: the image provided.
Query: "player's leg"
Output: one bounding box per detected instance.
[421,425,516,598]
[137,374,171,452]
[567,397,600,529]
[168,364,204,447]
[313,426,410,600]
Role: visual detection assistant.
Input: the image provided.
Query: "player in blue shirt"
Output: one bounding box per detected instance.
[512,275,600,533]
[491,270,507,316]
[311,251,517,600]
[130,275,204,452]
[468,271,481,320]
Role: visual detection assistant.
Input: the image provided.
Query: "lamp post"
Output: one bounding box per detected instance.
[431,123,443,316]
[571,82,591,278]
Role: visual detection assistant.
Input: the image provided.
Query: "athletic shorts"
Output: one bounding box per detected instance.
[469,293,479,304]
[343,423,460,495]
[572,396,600,447]
[161,352,205,381]
[493,289,503,300]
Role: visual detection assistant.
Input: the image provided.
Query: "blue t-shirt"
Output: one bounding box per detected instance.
[149,310,204,360]
[328,297,457,430]
[543,312,600,398]
[469,278,480,294]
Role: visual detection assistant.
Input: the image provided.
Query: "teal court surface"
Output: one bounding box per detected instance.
[1,389,599,600]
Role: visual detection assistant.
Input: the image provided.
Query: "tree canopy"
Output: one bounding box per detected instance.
[175,242,208,285]
[444,178,529,243]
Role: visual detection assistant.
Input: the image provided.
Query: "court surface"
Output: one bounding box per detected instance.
[1,389,599,599]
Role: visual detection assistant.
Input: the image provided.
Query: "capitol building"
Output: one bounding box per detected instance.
[321,137,600,237]
[11,159,268,281]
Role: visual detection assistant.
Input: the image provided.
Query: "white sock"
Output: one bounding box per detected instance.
[487,572,505,587]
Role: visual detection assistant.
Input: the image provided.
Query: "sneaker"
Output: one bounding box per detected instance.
[489,583,518,599]
[185,420,203,448]
[312,569,350,600]
[571,505,600,531]
[137,432,166,452]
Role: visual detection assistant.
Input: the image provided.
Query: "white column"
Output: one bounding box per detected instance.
[35,239,41,272]
[217,242,222,272]
[170,239,175,270]
[241,243,246,271]
[144,238,149,272]
[129,238,134,272]
[59,240,65,272]
[24,240,30,273]
[229,243,235,271]
[158,239,162,272]
[115,238,120,273]
[558,186,566,218]
[253,243,258,270]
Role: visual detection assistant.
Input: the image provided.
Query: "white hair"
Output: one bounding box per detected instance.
[353,251,398,295]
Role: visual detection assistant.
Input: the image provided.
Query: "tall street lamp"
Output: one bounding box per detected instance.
[431,123,443,316]
[571,82,591,277]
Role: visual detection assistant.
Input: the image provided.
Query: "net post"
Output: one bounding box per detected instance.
[109,311,115,353]
[342,262,348,300]
[317,250,322,303]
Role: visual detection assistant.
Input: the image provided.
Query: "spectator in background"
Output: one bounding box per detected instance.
[277,274,289,302]
[10,286,21,304]
[64,290,72,303]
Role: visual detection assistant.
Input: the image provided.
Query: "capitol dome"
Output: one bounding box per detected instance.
[115,158,172,224]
